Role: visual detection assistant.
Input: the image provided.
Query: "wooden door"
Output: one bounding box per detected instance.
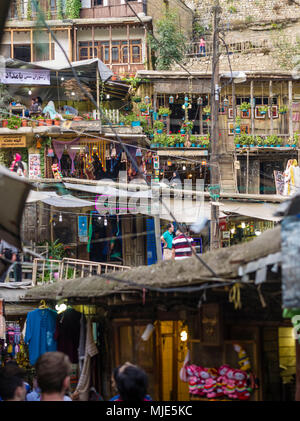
[121,215,146,267]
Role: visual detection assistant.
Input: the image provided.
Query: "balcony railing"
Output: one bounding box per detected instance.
[32,257,131,285]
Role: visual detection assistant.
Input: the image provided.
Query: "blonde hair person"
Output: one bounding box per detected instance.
[283,159,300,196]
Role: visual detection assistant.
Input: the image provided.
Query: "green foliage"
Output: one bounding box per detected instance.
[27,0,32,20]
[183,120,194,131]
[193,22,206,37]
[57,0,63,19]
[45,239,66,260]
[65,0,81,19]
[122,77,142,90]
[158,107,171,116]
[47,0,51,19]
[154,133,169,146]
[240,102,251,111]
[258,105,269,113]
[148,12,187,70]
[7,115,21,130]
[138,102,148,111]
[154,120,165,130]
[271,32,300,70]
[203,105,211,114]
[228,6,237,13]
[279,105,288,114]
[235,116,241,126]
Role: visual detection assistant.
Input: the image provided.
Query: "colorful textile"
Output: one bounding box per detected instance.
[172,234,196,260]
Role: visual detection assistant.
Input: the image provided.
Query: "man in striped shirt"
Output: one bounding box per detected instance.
[172,225,196,260]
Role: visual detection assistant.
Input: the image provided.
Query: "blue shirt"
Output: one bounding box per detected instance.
[24,309,57,366]
[162,231,174,249]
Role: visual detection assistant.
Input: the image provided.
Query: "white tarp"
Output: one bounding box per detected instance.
[219,201,281,222]
[26,191,94,208]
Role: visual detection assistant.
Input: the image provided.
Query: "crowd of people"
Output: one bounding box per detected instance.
[0,352,151,402]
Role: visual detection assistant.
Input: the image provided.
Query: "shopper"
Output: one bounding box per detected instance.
[0,239,21,282]
[110,362,151,401]
[0,365,27,401]
[161,223,174,260]
[35,351,72,401]
[199,38,206,56]
[172,224,196,260]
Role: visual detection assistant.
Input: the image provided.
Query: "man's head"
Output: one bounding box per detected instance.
[115,363,148,401]
[35,352,71,397]
[167,223,174,233]
[176,223,188,235]
[0,366,26,401]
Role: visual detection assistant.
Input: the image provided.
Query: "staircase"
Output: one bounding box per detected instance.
[219,154,237,193]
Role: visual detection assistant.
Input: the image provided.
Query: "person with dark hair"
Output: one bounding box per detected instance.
[35,351,72,401]
[0,365,27,401]
[92,153,106,180]
[161,223,174,261]
[110,362,151,401]
[172,224,196,260]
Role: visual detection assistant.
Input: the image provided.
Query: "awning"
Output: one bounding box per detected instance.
[26,191,95,208]
[219,201,281,222]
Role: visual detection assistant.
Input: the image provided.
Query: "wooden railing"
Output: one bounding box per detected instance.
[32,257,131,285]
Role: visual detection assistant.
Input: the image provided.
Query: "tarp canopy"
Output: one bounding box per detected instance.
[219,201,281,222]
[26,191,95,208]
[0,165,31,249]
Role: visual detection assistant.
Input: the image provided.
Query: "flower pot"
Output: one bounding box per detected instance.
[258,144,263,147]
[150,143,155,148]
[180,143,184,147]
[280,111,286,115]
[38,120,45,126]
[21,120,27,127]
[74,116,83,121]
[2,120,8,127]
[235,127,241,134]
[180,129,185,134]
[176,143,180,147]
[140,108,146,112]
[235,144,241,148]
[270,145,274,147]
[260,111,266,115]
[192,143,195,147]
[133,98,141,103]
[131,121,141,127]
[157,129,163,134]
[292,144,297,147]
[162,114,169,117]
[149,110,154,113]
[54,120,60,126]
[276,145,281,147]
[242,145,248,148]
[119,122,125,126]
[250,144,255,148]
[242,108,248,112]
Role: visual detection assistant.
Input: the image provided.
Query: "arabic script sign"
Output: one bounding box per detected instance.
[0,135,26,148]
[0,69,50,85]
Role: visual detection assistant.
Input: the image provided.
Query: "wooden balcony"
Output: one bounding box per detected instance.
[80,2,144,19]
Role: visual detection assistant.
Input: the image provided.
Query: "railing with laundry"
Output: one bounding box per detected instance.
[32,257,131,286]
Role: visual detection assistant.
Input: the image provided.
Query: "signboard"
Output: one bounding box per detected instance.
[78,216,88,242]
[28,154,41,179]
[153,155,159,170]
[0,135,26,148]
[222,231,230,239]
[0,69,51,85]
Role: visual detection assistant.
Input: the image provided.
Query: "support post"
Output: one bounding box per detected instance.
[96,68,101,131]
[246,149,249,194]
[269,80,273,135]
[296,340,300,401]
[154,215,163,262]
[289,80,293,139]
[210,0,221,250]
[30,29,34,62]
[68,28,72,62]
[49,30,52,61]
[109,24,112,70]
[251,80,255,135]
[11,30,14,59]
[92,26,95,59]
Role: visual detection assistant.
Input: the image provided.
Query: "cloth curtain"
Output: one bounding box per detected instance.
[53,141,65,170]
[66,143,78,174]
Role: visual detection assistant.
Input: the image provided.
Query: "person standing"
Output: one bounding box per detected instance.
[0,365,27,401]
[35,352,72,401]
[199,38,206,56]
[0,239,21,282]
[172,224,196,260]
[161,223,174,260]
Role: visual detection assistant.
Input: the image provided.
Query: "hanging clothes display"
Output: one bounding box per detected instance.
[54,308,81,364]
[25,308,57,366]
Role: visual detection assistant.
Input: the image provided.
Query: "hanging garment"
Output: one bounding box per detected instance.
[54,308,81,363]
[75,319,98,401]
[78,313,87,375]
[24,308,57,366]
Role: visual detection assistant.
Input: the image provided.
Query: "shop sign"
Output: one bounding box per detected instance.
[78,216,88,242]
[222,231,230,239]
[0,69,50,85]
[28,154,41,178]
[0,135,26,148]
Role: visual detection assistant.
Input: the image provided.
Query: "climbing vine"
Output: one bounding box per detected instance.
[65,0,81,19]
[47,0,51,20]
[27,0,32,20]
[57,0,64,20]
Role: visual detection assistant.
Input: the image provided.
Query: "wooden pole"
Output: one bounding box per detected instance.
[210,0,221,250]
[154,215,163,262]
[74,27,77,61]
[250,80,254,135]
[172,321,178,401]
[49,30,52,61]
[269,80,273,135]
[109,24,112,70]
[30,29,33,62]
[10,30,14,59]
[68,28,72,62]
[92,26,95,59]
[127,24,130,72]
[246,149,249,194]
[289,80,293,139]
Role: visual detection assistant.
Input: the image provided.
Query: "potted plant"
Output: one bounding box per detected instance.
[279,105,288,115]
[154,120,164,133]
[7,115,21,130]
[183,120,194,133]
[240,102,251,112]
[74,115,84,121]
[54,117,61,126]
[256,136,264,147]
[293,133,299,147]
[265,135,278,147]
[275,137,283,147]
[37,115,45,126]
[21,118,28,127]
[138,102,148,112]
[201,136,209,148]
[2,117,8,127]
[203,105,211,115]
[132,96,141,103]
[158,107,171,117]
[234,136,241,148]
[190,135,197,147]
[258,105,269,115]
[45,117,53,126]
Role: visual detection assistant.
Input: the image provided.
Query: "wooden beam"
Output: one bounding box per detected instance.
[289,80,293,139]
[92,26,95,59]
[30,29,33,62]
[250,80,254,135]
[269,80,273,134]
[109,25,112,70]
[74,27,77,61]
[68,28,72,62]
[49,31,52,61]
[127,24,130,72]
[10,30,14,59]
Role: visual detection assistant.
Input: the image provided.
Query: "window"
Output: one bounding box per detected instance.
[93,0,103,5]
[122,46,128,63]
[33,43,55,62]
[131,45,141,63]
[79,39,142,64]
[111,47,119,63]
[14,45,31,62]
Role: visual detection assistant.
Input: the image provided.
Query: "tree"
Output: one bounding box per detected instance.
[65,0,81,19]
[148,12,187,70]
[27,0,32,20]
[57,0,64,19]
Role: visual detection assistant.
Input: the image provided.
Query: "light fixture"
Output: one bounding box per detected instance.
[180,330,188,342]
[55,303,67,314]
[182,165,186,171]
[255,230,261,236]
[104,218,108,226]
[61,76,64,81]
[71,91,75,96]
[241,222,246,229]
[141,324,155,341]
[98,216,102,221]
[28,89,32,96]
[188,173,193,178]
[223,97,229,107]
[106,94,110,99]
[169,95,174,104]
[230,228,235,234]
[59,213,63,222]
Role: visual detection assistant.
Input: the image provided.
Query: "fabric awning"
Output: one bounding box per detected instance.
[26,191,95,208]
[219,201,281,222]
